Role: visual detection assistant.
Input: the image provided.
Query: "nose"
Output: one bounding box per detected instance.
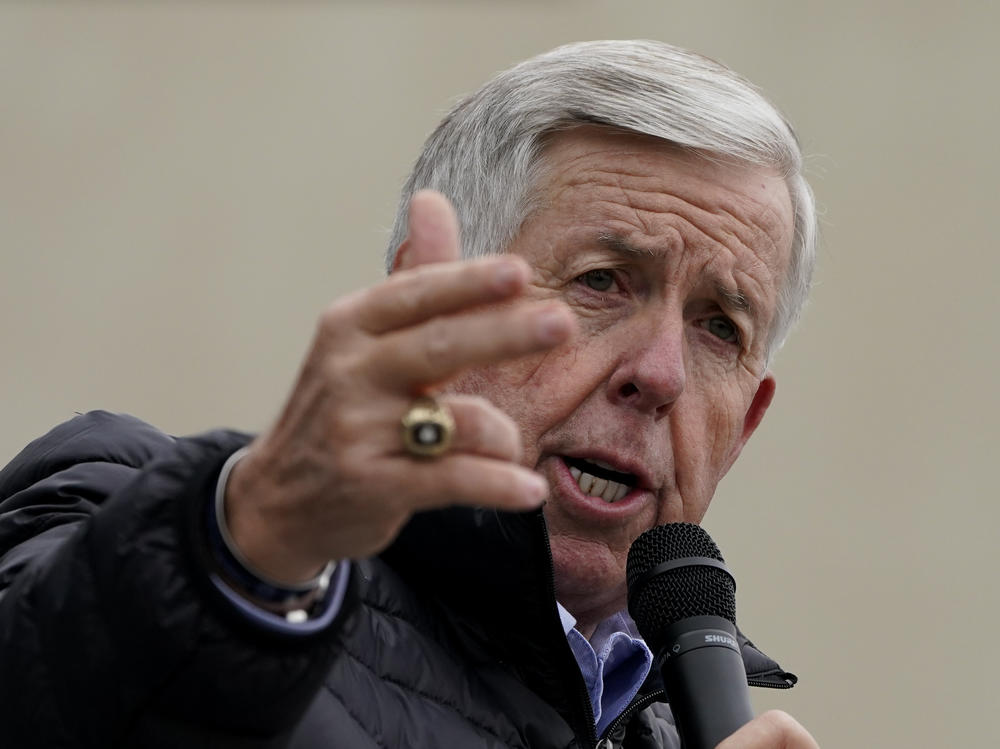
[606,318,687,417]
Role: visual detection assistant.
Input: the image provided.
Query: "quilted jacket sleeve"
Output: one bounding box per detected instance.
[0,411,351,748]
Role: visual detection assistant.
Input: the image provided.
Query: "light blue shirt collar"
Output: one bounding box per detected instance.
[557,603,653,735]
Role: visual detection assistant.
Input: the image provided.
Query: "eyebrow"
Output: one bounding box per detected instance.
[597,232,653,257]
[596,232,758,321]
[716,284,753,317]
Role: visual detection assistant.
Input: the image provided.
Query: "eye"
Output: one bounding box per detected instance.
[577,269,618,293]
[702,315,740,344]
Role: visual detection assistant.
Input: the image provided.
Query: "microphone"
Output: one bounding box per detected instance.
[626,523,753,749]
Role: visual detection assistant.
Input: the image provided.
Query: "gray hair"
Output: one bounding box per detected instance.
[386,39,817,359]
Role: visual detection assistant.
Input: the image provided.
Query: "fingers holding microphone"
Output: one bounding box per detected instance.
[715,711,819,749]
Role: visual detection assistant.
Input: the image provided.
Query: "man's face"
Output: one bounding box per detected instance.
[452,127,794,629]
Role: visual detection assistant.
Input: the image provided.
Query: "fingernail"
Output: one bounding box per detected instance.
[536,308,571,344]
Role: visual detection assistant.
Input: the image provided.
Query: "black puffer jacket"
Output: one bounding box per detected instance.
[0,412,795,748]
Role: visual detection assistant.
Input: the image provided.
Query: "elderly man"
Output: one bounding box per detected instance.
[0,41,818,748]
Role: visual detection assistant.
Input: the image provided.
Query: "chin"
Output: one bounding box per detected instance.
[549,534,628,620]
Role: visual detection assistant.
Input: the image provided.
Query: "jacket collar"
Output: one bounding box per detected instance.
[381,506,796,735]
[382,506,567,666]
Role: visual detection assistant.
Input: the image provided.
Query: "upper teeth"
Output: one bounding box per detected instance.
[568,465,630,503]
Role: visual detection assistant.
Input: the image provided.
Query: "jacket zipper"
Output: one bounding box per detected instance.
[747,677,794,689]
[598,673,792,746]
[597,674,794,747]
[535,513,599,749]
[598,689,665,746]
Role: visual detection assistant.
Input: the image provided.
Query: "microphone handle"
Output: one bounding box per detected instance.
[658,616,754,749]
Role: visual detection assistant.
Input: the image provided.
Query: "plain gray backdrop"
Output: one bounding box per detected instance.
[2,2,997,746]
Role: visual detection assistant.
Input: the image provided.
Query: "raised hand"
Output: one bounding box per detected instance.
[223,191,574,584]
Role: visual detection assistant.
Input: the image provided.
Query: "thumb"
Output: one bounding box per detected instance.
[392,189,462,272]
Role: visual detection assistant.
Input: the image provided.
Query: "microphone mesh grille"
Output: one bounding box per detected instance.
[626,523,736,651]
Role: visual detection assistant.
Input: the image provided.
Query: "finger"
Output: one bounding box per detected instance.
[347,395,523,462]
[387,454,549,512]
[716,711,819,749]
[444,395,523,462]
[368,302,575,389]
[393,190,461,271]
[355,255,530,335]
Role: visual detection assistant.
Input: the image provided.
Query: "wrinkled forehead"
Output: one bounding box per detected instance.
[531,126,795,279]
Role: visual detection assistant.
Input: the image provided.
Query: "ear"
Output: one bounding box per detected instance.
[721,373,776,475]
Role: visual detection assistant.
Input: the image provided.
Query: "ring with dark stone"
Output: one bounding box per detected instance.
[400,397,455,458]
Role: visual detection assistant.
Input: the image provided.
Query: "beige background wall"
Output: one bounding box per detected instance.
[2,2,997,746]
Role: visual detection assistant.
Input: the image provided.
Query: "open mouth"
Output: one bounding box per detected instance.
[564,456,637,503]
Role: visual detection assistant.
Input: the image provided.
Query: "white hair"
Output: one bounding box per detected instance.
[386,39,817,358]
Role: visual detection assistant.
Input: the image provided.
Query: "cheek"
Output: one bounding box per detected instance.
[685,357,759,450]
[511,338,615,417]
[449,346,591,448]
[672,383,751,502]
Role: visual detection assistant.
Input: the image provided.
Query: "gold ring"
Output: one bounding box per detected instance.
[401,396,456,458]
